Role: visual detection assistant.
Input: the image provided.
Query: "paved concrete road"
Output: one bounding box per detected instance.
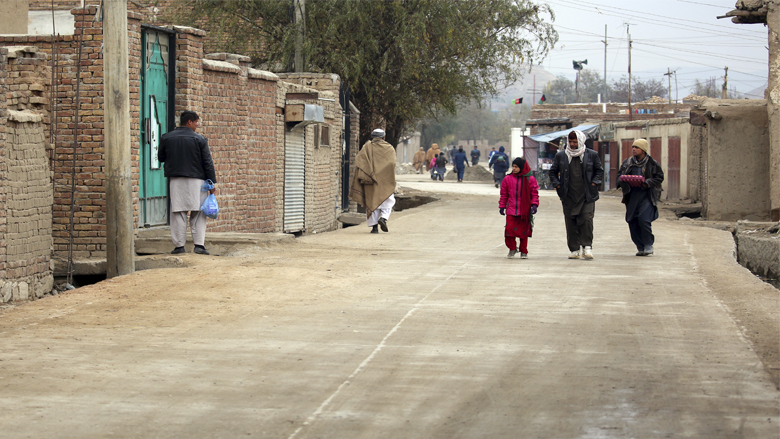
[0,183,778,438]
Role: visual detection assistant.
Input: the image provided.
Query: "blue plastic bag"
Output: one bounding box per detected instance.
[200,180,218,219]
[200,193,219,219]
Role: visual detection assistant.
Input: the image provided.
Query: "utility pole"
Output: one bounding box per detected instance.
[722,66,729,99]
[664,68,673,104]
[627,25,633,121]
[602,25,608,103]
[294,0,305,72]
[533,75,536,105]
[103,0,135,277]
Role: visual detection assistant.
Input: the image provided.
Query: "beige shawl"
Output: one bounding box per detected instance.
[350,138,397,214]
[412,149,426,170]
[425,143,441,170]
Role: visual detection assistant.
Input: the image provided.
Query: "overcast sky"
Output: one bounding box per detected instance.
[539,0,768,98]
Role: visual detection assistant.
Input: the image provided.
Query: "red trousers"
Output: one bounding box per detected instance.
[505,237,528,253]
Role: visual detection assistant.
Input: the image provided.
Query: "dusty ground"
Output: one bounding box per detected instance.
[0,180,777,438]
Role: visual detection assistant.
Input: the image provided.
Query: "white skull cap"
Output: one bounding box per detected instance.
[371,128,386,137]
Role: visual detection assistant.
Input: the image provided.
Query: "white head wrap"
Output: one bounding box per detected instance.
[371,128,386,138]
[564,130,587,163]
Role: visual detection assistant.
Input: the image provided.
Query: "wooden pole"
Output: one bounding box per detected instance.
[104,0,135,277]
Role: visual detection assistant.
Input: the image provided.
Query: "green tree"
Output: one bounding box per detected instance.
[176,0,557,148]
[611,76,668,102]
[542,75,575,104]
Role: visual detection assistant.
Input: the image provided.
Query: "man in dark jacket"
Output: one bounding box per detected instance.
[470,146,481,165]
[617,138,664,256]
[453,147,470,182]
[488,146,510,188]
[549,130,604,260]
[158,111,217,255]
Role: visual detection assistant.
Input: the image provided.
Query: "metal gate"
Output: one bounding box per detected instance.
[140,27,173,227]
[284,128,305,232]
[668,136,681,200]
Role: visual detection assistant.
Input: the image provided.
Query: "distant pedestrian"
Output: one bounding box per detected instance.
[412,146,426,174]
[488,146,510,188]
[470,146,481,165]
[617,138,665,256]
[453,147,470,182]
[449,146,457,162]
[549,130,604,260]
[488,147,497,161]
[499,157,539,259]
[430,154,438,180]
[425,143,441,171]
[435,151,447,181]
[350,128,397,234]
[158,110,216,255]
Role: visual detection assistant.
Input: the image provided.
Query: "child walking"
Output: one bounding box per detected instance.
[499,157,539,259]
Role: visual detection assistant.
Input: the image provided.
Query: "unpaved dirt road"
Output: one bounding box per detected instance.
[1,181,778,439]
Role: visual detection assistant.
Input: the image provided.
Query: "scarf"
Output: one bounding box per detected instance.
[627,154,650,175]
[350,138,397,214]
[564,130,587,163]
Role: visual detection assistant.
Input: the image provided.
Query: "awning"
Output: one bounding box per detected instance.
[528,124,600,143]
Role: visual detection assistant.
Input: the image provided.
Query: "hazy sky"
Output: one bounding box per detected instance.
[539,0,768,98]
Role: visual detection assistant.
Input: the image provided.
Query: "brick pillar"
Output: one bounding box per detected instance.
[169,25,206,117]
[0,48,8,299]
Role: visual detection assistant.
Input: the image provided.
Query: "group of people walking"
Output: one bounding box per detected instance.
[499,129,664,260]
[160,116,663,262]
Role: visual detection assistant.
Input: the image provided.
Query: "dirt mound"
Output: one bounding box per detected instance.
[395,163,417,175]
[444,165,494,182]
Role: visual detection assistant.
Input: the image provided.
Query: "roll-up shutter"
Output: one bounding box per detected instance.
[284,129,305,232]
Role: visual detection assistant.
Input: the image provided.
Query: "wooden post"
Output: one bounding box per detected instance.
[104,0,135,277]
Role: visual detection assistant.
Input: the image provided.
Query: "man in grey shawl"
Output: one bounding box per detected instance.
[549,129,603,260]
[158,111,217,254]
[350,128,397,234]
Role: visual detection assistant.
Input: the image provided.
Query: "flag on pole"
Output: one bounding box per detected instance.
[538,94,546,105]
[514,98,523,104]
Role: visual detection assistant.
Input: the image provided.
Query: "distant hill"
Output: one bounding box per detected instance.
[490,65,558,110]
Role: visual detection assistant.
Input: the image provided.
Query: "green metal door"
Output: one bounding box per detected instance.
[140,29,171,227]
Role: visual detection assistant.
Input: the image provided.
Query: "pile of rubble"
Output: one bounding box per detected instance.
[395,163,418,175]
[682,94,709,103]
[444,165,494,182]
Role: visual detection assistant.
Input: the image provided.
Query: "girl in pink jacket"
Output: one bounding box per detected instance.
[499,157,539,259]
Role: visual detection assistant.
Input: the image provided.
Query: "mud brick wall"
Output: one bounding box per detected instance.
[1,111,54,302]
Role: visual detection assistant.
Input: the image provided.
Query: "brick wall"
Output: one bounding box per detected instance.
[276,74,349,234]
[196,55,278,233]
[1,9,353,269]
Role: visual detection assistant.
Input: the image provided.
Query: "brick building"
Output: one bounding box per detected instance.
[0,6,359,302]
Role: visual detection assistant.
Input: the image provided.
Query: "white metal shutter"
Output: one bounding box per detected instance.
[284,129,305,232]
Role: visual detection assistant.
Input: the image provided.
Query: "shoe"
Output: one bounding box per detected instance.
[520,253,528,259]
[636,251,646,256]
[582,246,593,260]
[378,217,388,232]
[644,246,654,256]
[507,250,517,259]
[194,245,210,255]
[371,225,379,234]
[495,183,499,188]
[568,250,580,259]
[171,246,185,254]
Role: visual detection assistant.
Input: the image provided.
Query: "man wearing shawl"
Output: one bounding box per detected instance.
[412,146,426,173]
[425,143,441,171]
[350,129,397,234]
[499,157,539,259]
[549,130,604,260]
[617,138,664,256]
